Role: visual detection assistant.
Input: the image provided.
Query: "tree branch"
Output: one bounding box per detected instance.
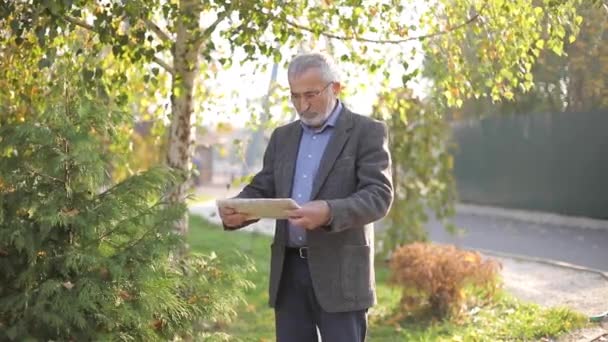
[284,2,489,44]
[24,165,64,184]
[153,56,175,76]
[62,15,175,76]
[144,19,172,44]
[86,201,165,248]
[193,10,231,48]
[62,15,95,32]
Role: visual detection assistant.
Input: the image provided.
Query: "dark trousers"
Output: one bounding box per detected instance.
[275,248,367,342]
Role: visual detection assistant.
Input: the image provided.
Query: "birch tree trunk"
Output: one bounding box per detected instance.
[167,0,202,235]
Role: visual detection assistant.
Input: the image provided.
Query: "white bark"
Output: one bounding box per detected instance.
[166,0,202,235]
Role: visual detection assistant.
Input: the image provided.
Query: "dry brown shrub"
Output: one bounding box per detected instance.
[389,242,502,320]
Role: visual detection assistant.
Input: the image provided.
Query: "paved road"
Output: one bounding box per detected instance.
[426,211,608,272]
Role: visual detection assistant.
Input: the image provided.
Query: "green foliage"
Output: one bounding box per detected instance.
[368,0,584,251]
[0,0,586,237]
[0,0,586,109]
[446,1,608,119]
[187,216,274,340]
[0,24,144,182]
[373,89,456,250]
[0,66,251,341]
[423,0,584,107]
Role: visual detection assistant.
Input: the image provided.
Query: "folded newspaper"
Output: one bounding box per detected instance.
[216,198,300,219]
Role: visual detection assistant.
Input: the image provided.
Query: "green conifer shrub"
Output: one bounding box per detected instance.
[0,62,250,341]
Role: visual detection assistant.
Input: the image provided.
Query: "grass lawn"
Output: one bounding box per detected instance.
[188,216,588,341]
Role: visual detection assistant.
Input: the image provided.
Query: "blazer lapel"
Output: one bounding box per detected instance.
[311,107,353,199]
[278,123,302,198]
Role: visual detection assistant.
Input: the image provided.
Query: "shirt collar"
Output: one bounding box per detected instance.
[301,100,342,133]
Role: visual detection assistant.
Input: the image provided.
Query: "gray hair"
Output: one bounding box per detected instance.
[287,53,340,83]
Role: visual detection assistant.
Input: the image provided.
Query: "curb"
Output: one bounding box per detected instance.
[472,247,608,281]
[457,203,608,230]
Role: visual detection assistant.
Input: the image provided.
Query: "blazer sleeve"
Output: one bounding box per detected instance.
[324,121,393,233]
[223,129,278,231]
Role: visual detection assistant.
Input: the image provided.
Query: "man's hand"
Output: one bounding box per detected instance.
[287,200,331,230]
[218,206,256,228]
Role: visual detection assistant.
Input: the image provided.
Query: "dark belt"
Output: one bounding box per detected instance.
[286,246,308,259]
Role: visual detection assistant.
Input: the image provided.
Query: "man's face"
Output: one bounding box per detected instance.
[288,68,340,128]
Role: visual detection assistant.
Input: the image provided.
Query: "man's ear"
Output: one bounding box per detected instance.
[331,82,342,95]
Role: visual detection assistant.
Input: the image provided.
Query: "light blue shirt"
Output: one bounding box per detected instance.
[288,100,343,247]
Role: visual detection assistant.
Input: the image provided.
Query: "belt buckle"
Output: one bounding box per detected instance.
[298,247,308,259]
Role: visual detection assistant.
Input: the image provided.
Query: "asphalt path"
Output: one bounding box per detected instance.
[426,211,608,272]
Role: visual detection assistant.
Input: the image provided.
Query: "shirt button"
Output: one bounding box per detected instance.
[312,136,317,140]
[297,194,302,198]
[298,237,303,240]
[308,154,312,158]
[303,174,307,178]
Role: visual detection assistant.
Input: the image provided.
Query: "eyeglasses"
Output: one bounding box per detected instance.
[290,82,333,102]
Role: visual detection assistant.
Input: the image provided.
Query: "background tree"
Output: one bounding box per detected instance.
[0,0,584,239]
[425,0,604,120]
[422,0,583,108]
[373,89,456,250]
[369,0,583,250]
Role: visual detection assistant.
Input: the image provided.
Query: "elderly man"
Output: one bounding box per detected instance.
[219,52,393,342]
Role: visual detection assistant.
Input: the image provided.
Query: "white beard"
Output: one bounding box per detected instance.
[298,100,335,128]
[299,110,330,128]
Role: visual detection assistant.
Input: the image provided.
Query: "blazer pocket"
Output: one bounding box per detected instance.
[341,245,372,301]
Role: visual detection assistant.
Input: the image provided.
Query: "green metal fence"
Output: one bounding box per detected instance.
[451,111,608,219]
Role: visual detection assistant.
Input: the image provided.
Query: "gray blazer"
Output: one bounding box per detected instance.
[228,106,393,313]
